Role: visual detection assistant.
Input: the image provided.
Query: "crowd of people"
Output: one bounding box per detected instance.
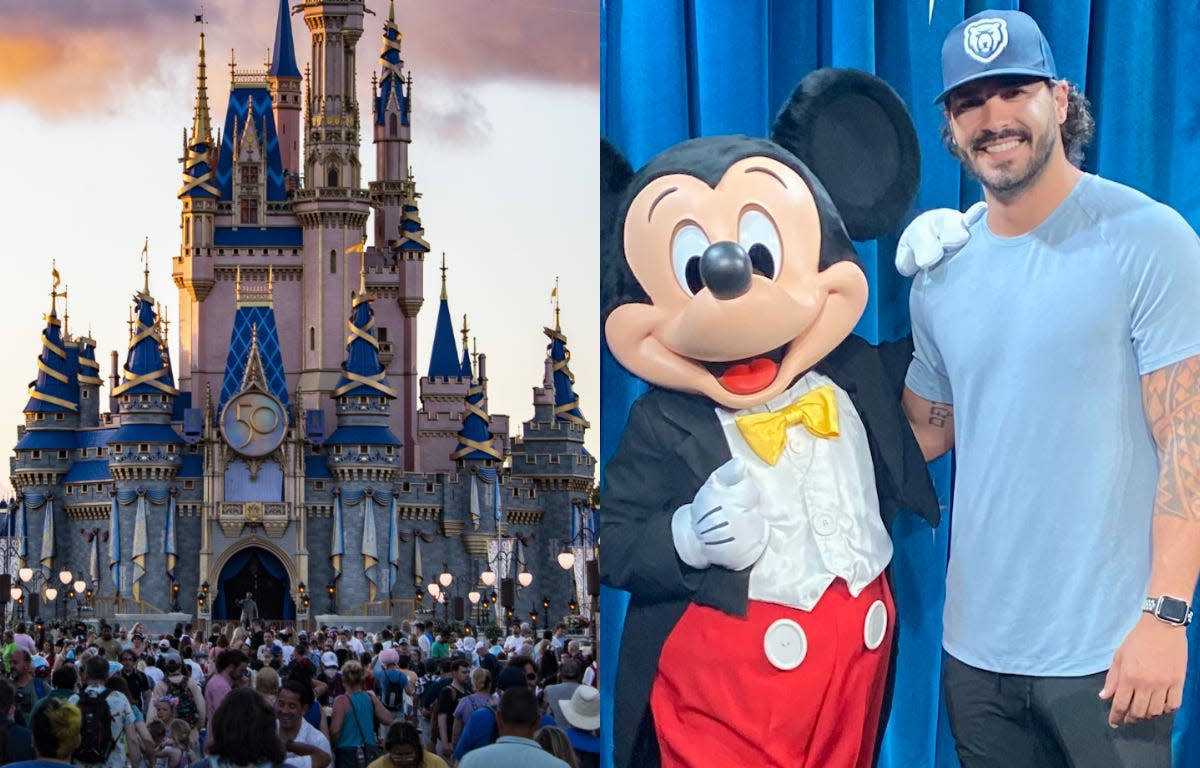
[0,618,599,768]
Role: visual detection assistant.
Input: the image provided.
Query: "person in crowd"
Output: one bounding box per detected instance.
[330,659,392,768]
[0,677,37,762]
[457,687,568,768]
[276,678,332,768]
[366,721,447,768]
[535,726,580,768]
[46,664,76,701]
[452,665,554,764]
[192,688,289,768]
[255,666,280,709]
[150,653,204,731]
[10,649,46,725]
[119,649,153,714]
[543,659,581,727]
[202,649,247,741]
[9,697,81,768]
[557,686,600,768]
[450,668,494,749]
[70,654,138,768]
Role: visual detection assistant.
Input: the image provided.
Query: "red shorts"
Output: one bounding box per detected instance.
[650,576,894,768]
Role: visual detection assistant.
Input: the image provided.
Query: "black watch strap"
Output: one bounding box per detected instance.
[1143,595,1193,626]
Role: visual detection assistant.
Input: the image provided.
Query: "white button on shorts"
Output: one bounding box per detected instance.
[763,618,807,670]
[863,600,888,650]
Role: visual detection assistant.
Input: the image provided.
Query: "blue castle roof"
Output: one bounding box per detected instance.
[460,346,472,380]
[215,89,288,201]
[77,338,103,388]
[180,29,218,199]
[452,360,501,461]
[334,288,398,400]
[25,305,79,414]
[113,293,179,397]
[375,1,410,128]
[427,297,459,378]
[396,198,429,253]
[220,306,291,414]
[546,322,588,427]
[268,0,301,79]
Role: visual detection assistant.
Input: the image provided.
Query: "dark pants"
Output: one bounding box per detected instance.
[943,654,1173,768]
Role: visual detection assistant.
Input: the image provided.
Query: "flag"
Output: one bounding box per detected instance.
[88,531,99,585]
[469,474,480,530]
[141,237,149,257]
[164,496,178,582]
[15,500,27,569]
[131,495,148,601]
[39,499,54,576]
[362,497,379,602]
[331,496,345,582]
[387,497,400,597]
[413,535,423,585]
[109,498,120,590]
[344,239,365,254]
[52,268,61,289]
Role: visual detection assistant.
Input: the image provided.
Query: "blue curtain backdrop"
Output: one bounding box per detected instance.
[599,2,1200,767]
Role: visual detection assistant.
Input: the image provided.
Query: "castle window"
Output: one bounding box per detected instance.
[139,444,149,452]
[54,413,64,421]
[240,166,259,185]
[327,168,339,187]
[385,446,394,455]
[359,445,368,454]
[240,199,258,225]
[82,390,90,399]
[314,481,326,490]
[378,327,388,343]
[425,483,434,493]
[402,482,411,492]
[184,481,195,490]
[31,450,41,459]
[330,250,337,274]
[57,450,68,459]
[140,395,149,403]
[35,413,44,421]
[167,445,176,454]
[389,113,397,137]
[310,327,316,351]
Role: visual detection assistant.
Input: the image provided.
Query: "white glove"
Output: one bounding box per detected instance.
[672,458,768,571]
[895,201,987,276]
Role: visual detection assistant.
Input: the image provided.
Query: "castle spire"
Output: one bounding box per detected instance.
[113,279,180,399]
[179,22,219,198]
[268,0,301,79]
[452,350,501,461]
[24,266,78,414]
[459,314,472,380]
[426,254,460,378]
[332,282,398,400]
[544,299,589,428]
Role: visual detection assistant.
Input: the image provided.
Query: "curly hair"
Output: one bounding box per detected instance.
[206,687,287,765]
[941,79,1094,168]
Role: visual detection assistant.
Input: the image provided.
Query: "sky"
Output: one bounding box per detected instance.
[0,0,599,496]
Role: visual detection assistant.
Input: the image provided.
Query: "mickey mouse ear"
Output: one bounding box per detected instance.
[771,68,920,241]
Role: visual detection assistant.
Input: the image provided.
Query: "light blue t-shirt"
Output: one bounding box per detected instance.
[907,173,1200,676]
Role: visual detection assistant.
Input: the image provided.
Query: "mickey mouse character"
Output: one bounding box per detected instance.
[601,69,941,768]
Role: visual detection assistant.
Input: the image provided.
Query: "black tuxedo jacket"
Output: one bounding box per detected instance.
[601,335,940,768]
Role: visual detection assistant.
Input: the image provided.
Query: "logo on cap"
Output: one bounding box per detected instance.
[963,18,1008,64]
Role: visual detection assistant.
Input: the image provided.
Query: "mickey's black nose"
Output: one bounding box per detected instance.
[700,241,752,300]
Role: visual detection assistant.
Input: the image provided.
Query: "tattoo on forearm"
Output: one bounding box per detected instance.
[1145,356,1200,520]
[928,403,951,429]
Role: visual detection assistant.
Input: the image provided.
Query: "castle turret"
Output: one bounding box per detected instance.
[370,0,412,249]
[76,335,103,429]
[177,26,219,305]
[452,351,502,465]
[267,0,303,183]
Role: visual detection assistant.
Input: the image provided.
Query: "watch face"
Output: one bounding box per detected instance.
[220,391,287,457]
[1159,597,1190,624]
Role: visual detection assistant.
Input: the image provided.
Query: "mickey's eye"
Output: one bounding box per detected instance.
[671,224,710,296]
[738,209,781,280]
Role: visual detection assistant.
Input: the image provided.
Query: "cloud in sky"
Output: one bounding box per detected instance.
[0,1,597,121]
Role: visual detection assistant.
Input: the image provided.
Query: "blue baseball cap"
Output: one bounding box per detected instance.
[937,10,1057,103]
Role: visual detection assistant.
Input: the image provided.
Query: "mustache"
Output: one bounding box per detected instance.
[972,129,1031,152]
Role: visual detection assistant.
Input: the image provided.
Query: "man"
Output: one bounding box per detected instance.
[47,665,77,701]
[11,624,36,657]
[239,591,258,629]
[202,649,246,740]
[558,685,601,768]
[95,626,122,662]
[374,648,412,723]
[8,650,45,726]
[550,624,567,659]
[900,10,1200,768]
[117,649,151,714]
[457,686,568,768]
[502,624,523,655]
[70,654,138,768]
[415,622,432,658]
[276,678,332,768]
[0,678,36,763]
[543,658,582,727]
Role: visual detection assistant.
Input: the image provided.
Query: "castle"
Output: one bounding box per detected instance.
[5,0,595,628]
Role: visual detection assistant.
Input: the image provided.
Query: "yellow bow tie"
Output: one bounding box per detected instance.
[734,385,840,465]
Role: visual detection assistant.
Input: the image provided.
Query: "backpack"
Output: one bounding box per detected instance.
[379,670,406,711]
[74,689,116,764]
[167,676,199,727]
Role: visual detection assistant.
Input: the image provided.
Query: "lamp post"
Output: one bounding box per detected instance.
[73,579,87,622]
[15,567,72,622]
[541,596,550,631]
[326,581,337,613]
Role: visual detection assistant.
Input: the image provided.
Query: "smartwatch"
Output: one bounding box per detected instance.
[1143,595,1193,626]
